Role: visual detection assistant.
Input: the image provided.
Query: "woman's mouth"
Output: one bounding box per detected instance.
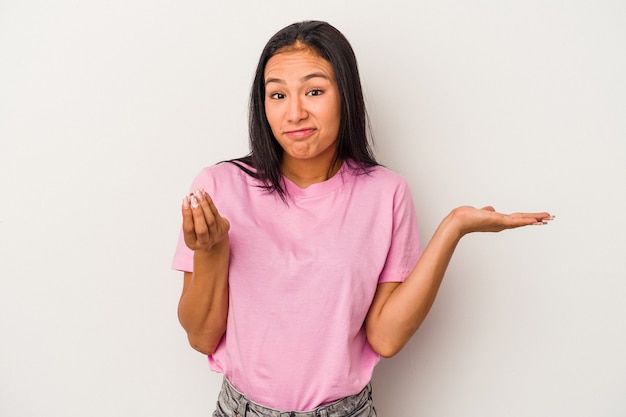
[285,128,316,139]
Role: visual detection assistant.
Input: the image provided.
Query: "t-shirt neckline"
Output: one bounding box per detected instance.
[282,162,349,199]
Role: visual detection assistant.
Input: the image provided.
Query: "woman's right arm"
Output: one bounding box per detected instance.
[177,189,230,355]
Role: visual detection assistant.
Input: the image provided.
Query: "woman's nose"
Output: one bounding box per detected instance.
[287,96,308,122]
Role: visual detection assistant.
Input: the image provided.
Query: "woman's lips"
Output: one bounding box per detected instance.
[285,128,316,139]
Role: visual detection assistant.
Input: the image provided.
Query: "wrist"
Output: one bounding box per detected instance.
[442,209,466,241]
[194,236,230,259]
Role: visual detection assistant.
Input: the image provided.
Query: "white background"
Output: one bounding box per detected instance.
[1,1,625,416]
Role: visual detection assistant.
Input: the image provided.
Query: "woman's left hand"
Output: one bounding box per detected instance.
[450,206,554,237]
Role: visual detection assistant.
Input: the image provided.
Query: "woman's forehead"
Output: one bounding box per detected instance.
[264,49,333,78]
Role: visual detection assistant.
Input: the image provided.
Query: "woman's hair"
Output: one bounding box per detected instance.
[231,20,378,200]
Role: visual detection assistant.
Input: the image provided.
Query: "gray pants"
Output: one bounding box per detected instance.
[213,378,377,417]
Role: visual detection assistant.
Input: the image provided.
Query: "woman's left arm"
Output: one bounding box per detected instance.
[365,206,553,358]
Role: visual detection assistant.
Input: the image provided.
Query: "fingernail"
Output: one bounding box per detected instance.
[190,195,199,209]
[183,196,190,210]
[194,189,205,201]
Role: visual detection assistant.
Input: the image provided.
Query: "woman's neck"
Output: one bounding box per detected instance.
[281,157,343,189]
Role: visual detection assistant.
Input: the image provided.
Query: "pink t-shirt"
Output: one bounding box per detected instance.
[172,161,420,411]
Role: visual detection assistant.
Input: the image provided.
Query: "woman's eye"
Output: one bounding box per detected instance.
[269,92,285,99]
[307,89,323,97]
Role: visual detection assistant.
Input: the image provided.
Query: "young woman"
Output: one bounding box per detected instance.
[172,20,552,417]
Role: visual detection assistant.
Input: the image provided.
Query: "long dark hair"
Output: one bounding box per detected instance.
[231,21,378,200]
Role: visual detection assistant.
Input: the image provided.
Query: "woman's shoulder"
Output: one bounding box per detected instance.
[345,162,408,187]
[191,159,259,192]
[198,159,255,179]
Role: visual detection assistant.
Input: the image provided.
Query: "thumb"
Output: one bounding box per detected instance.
[220,216,231,233]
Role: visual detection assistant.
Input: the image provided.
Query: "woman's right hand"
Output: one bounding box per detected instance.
[182,189,230,253]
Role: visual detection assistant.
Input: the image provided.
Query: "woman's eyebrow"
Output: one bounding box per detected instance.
[301,72,331,82]
[265,72,331,87]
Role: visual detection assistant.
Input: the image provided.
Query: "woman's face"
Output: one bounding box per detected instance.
[264,49,341,169]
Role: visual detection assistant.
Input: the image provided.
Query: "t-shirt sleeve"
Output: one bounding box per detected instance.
[377,178,421,283]
[171,168,215,273]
